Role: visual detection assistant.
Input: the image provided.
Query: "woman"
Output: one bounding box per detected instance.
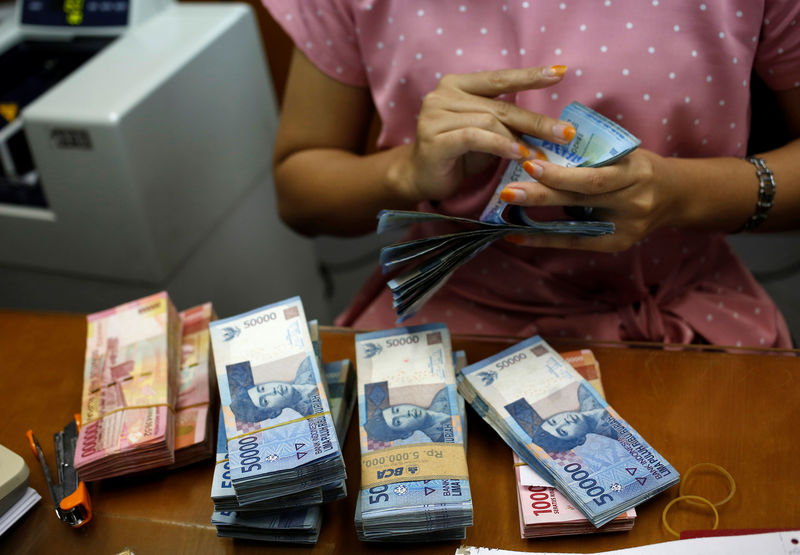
[263,0,800,347]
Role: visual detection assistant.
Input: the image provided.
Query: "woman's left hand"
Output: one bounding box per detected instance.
[502,148,687,252]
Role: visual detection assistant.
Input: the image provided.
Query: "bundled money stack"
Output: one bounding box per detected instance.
[208,297,347,530]
[511,350,635,538]
[377,102,640,321]
[354,324,473,541]
[514,452,636,538]
[75,292,182,481]
[458,335,679,527]
[212,505,323,544]
[171,303,217,467]
[211,358,356,543]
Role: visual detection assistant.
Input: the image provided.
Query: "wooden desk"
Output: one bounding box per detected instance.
[1,310,798,554]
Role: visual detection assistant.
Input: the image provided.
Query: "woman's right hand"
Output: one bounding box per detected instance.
[399,65,578,203]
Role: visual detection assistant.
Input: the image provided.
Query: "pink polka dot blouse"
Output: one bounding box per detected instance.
[263,0,800,347]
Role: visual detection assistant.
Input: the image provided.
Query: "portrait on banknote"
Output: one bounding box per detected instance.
[227,356,319,423]
[364,381,452,444]
[505,382,619,454]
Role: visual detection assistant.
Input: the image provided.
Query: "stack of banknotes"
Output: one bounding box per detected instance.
[208,297,347,526]
[376,101,641,321]
[512,350,635,538]
[457,335,679,527]
[75,291,182,481]
[354,324,473,541]
[211,357,356,543]
[171,303,217,468]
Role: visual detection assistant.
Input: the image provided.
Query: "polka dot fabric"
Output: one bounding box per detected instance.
[264,0,799,347]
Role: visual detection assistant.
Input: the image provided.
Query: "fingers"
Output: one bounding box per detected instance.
[499,180,594,208]
[507,160,630,199]
[423,66,576,145]
[445,95,575,145]
[445,65,567,97]
[420,111,517,143]
[432,127,529,162]
[499,151,664,253]
[418,111,534,162]
[407,65,580,203]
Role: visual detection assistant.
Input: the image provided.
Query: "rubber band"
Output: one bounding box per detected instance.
[176,401,211,410]
[661,495,719,538]
[227,410,332,442]
[679,462,737,507]
[84,402,176,424]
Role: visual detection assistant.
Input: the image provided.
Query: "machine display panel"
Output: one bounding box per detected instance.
[21,0,129,27]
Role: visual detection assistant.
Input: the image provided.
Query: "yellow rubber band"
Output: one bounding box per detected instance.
[84,402,175,425]
[661,495,719,538]
[227,411,332,442]
[679,462,737,507]
[176,401,211,411]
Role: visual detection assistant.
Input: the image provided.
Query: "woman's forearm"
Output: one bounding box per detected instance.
[273,49,421,237]
[274,143,418,237]
[667,137,800,233]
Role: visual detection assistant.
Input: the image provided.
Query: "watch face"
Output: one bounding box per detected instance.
[21,0,129,27]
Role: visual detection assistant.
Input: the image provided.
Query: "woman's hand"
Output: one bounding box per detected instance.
[501,149,689,252]
[397,65,579,203]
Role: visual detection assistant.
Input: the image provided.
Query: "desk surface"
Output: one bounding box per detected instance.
[1,310,798,554]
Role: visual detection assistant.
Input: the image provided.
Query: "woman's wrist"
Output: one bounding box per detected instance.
[385,143,426,206]
[666,156,758,233]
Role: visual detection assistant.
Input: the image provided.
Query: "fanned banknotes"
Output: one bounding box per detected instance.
[378,102,641,321]
[354,324,473,541]
[211,357,356,543]
[75,291,181,481]
[209,297,346,506]
[458,335,678,527]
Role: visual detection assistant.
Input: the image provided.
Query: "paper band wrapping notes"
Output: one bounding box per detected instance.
[360,442,469,490]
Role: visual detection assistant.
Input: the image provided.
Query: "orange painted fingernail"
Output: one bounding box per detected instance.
[553,123,576,142]
[522,160,542,179]
[546,65,567,77]
[522,160,535,177]
[500,187,525,203]
[519,144,531,159]
[532,147,548,161]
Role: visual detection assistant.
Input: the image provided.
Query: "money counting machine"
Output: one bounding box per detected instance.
[0,0,277,282]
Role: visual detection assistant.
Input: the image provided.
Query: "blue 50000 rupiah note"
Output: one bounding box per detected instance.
[457,335,678,527]
[354,324,473,541]
[209,297,346,506]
